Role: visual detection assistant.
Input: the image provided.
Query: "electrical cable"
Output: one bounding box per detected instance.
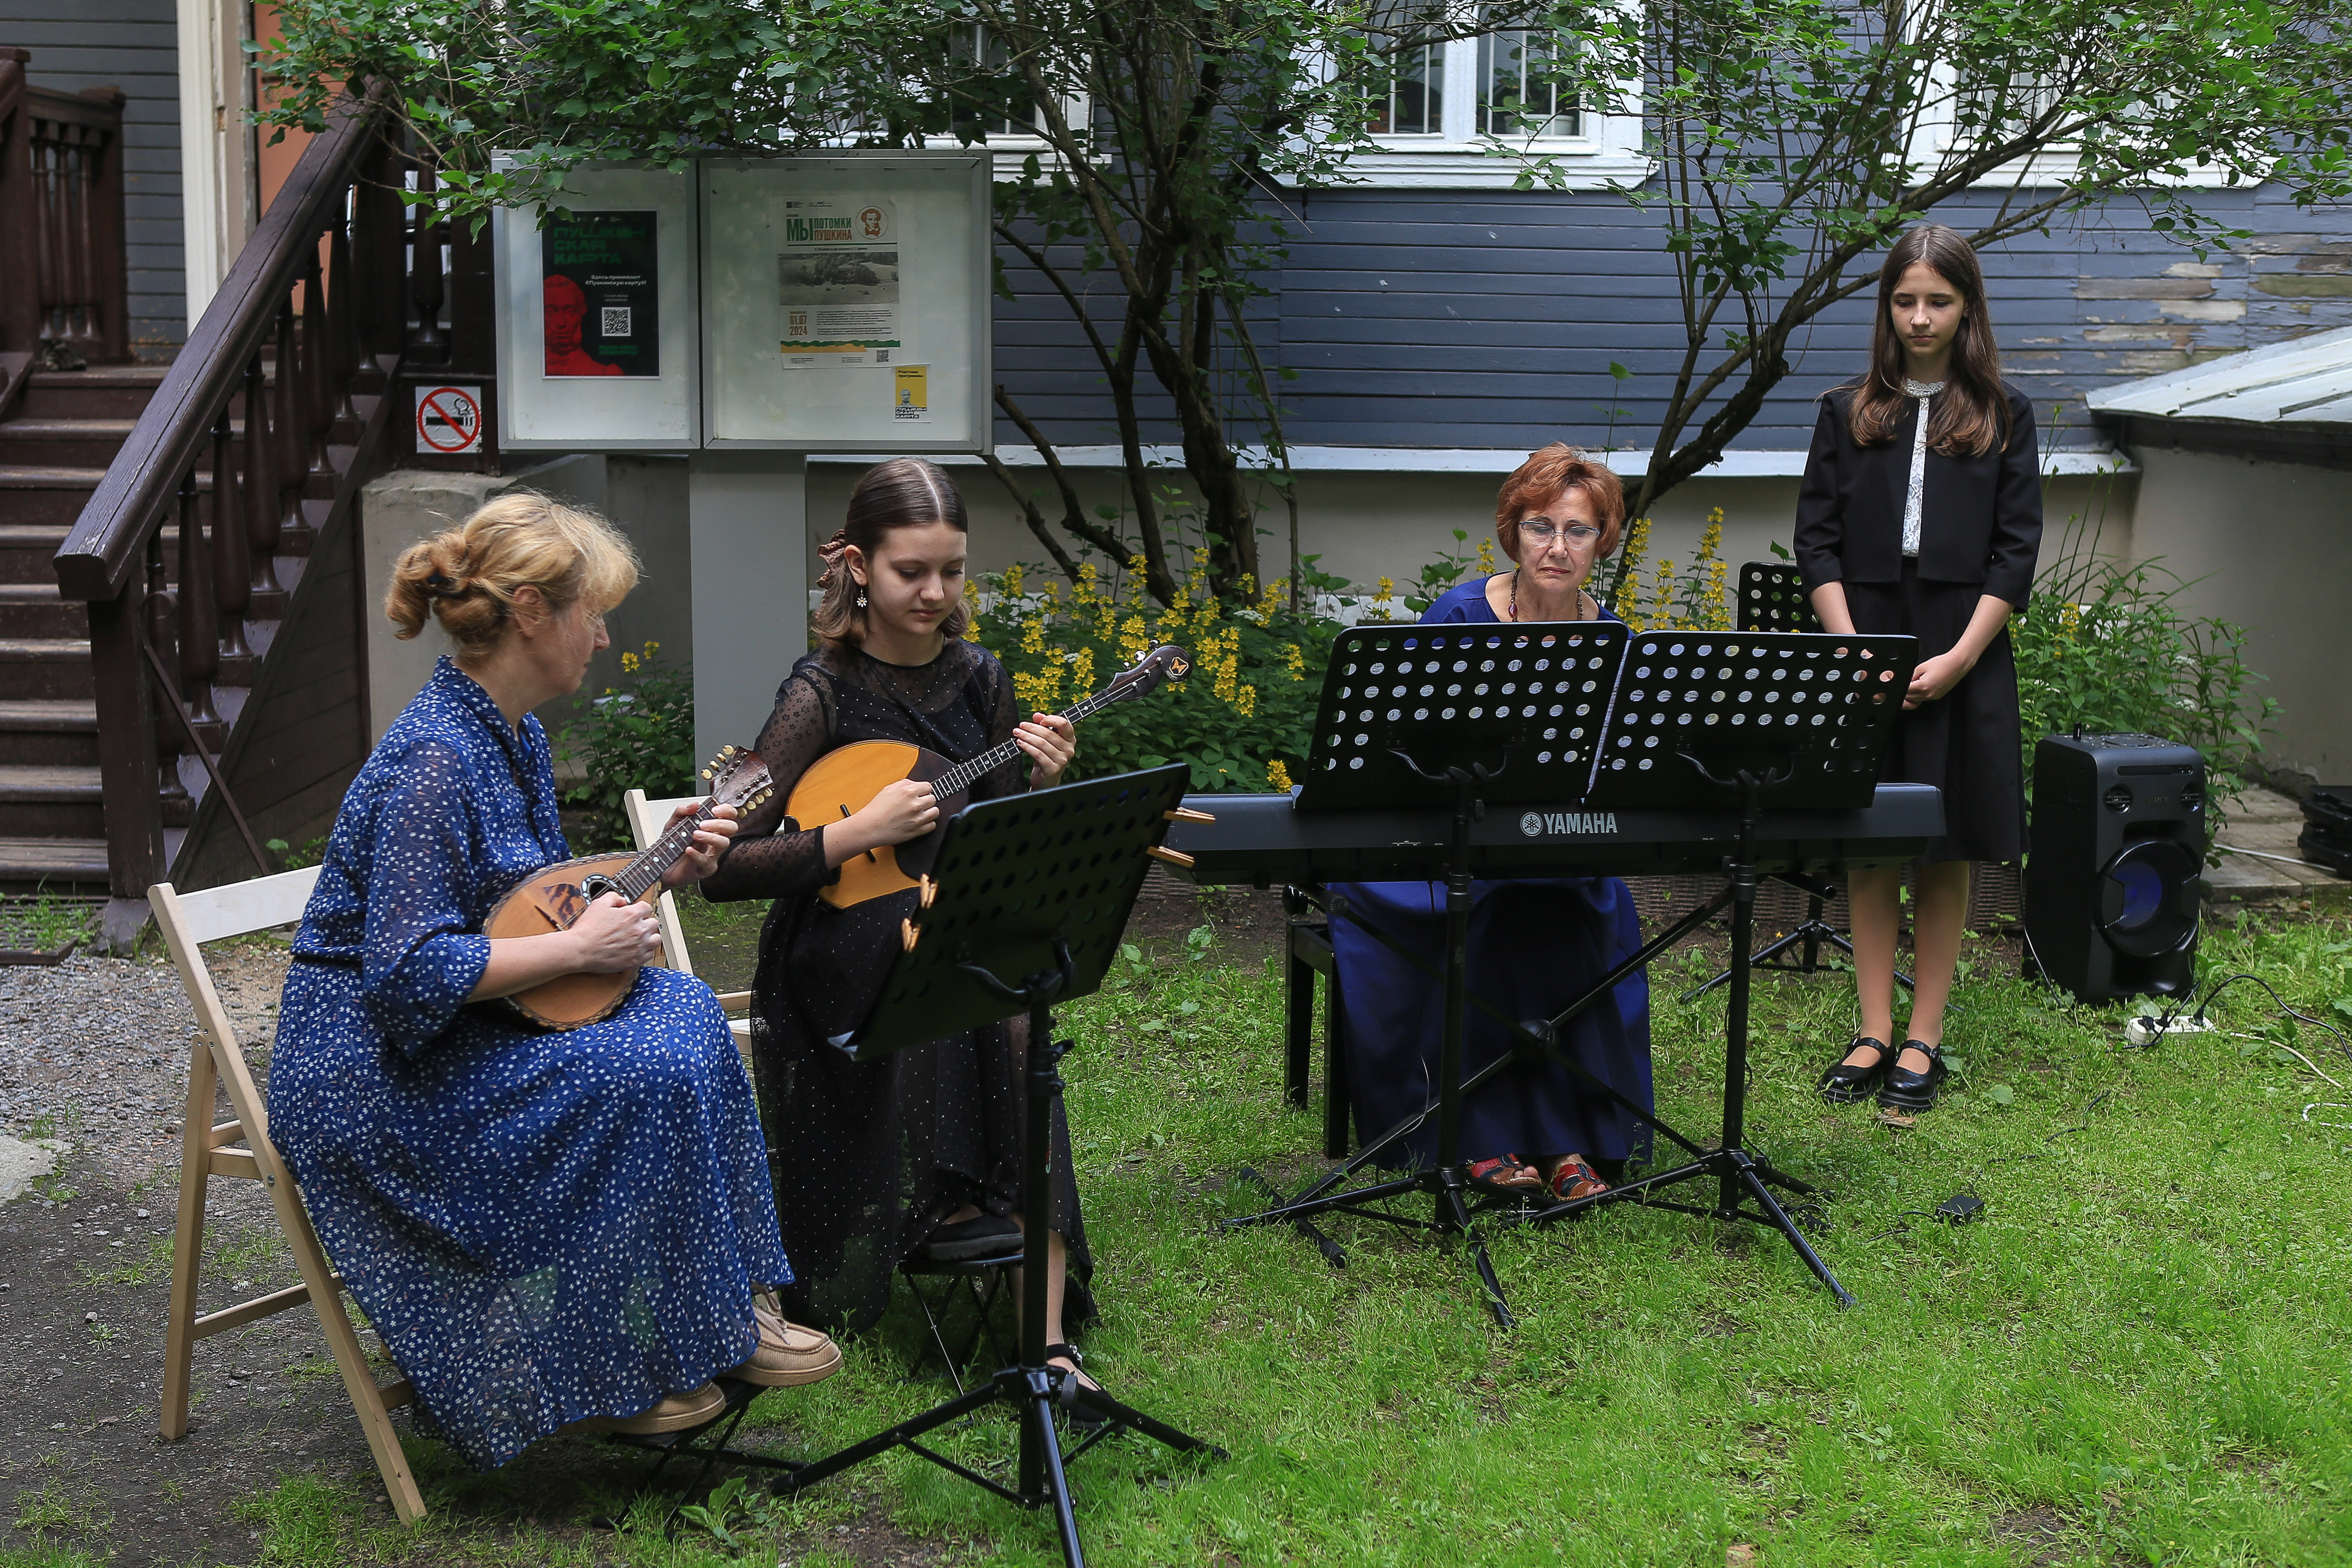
[2131,972,2352,1072]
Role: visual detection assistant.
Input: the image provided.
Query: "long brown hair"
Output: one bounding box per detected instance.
[810,457,971,648]
[1847,224,2008,457]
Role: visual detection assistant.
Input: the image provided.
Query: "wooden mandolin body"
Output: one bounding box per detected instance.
[481,852,655,1029]
[786,740,971,910]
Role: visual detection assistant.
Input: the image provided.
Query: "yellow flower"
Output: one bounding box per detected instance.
[1071,645,1096,693]
[1258,578,1286,620]
[1044,579,1064,606]
[643,641,660,656]
[1266,759,1294,793]
[1476,535,1496,574]
[1020,616,1046,654]
[1236,684,1257,717]
[1284,643,1305,681]
[1075,561,1099,605]
[1118,613,1151,662]
[620,652,639,674]
[1001,564,1026,600]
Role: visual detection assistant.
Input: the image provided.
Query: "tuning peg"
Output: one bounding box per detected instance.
[900,917,920,952]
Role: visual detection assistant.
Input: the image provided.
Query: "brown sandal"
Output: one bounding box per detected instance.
[1548,1155,1609,1204]
[1466,1154,1542,1195]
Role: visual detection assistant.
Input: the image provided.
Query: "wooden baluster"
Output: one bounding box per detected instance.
[410,159,444,362]
[327,206,361,433]
[32,125,58,345]
[211,404,252,669]
[69,129,96,346]
[300,248,334,493]
[144,530,191,827]
[356,140,404,373]
[273,296,308,551]
[242,350,283,615]
[175,467,222,745]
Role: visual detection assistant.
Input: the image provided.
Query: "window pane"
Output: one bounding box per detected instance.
[1478,25,1578,138]
[1372,36,1443,135]
[952,24,1037,138]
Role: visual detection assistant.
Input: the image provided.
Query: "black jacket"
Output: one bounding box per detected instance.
[1792,382,2043,610]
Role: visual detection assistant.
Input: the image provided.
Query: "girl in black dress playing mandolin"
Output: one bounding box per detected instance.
[1794,224,2043,1114]
[698,459,1104,1394]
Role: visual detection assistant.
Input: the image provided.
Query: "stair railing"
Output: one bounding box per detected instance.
[0,46,129,363]
[55,86,414,910]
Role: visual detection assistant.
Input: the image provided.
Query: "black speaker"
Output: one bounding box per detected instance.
[2024,732,2205,1003]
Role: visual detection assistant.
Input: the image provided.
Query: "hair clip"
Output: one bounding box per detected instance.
[424,572,459,595]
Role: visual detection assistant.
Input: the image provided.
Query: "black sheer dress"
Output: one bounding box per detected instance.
[700,638,1092,1335]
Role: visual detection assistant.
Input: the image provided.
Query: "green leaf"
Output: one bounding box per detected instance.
[1987,1083,2015,1106]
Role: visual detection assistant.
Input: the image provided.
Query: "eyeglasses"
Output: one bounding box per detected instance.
[1518,519,1602,548]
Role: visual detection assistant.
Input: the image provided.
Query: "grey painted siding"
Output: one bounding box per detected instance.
[994,182,2352,456]
[1,4,184,358]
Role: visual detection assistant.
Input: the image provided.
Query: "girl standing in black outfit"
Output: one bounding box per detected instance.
[1794,224,2043,1114]
[698,459,1097,1391]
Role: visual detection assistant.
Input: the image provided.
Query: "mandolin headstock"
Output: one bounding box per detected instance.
[1102,644,1192,703]
[699,744,775,817]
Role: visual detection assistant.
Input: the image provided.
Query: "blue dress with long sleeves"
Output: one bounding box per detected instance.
[1327,579,1654,1168]
[267,656,790,1468]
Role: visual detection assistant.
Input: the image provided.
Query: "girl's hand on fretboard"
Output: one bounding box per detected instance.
[661,802,739,889]
[1015,713,1078,789]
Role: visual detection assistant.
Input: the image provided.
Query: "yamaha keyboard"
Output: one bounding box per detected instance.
[1161,782,1943,886]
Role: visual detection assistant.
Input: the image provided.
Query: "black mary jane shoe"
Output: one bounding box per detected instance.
[1044,1342,1107,1430]
[1877,1038,1947,1114]
[1817,1037,1893,1104]
[919,1212,1023,1263]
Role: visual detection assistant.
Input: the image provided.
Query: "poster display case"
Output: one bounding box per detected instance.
[700,153,992,452]
[492,162,702,450]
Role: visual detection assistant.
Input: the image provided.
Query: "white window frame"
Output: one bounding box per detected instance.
[1906,60,2233,190]
[1347,34,1648,189]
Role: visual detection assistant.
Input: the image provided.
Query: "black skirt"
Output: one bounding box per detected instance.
[1843,562,2026,864]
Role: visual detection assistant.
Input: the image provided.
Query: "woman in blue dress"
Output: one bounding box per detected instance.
[268,493,837,1468]
[1329,444,1654,1204]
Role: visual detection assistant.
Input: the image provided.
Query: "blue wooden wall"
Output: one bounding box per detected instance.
[995,183,2352,457]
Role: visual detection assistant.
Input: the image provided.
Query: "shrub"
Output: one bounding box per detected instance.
[968,554,1345,792]
[2013,548,2273,834]
[554,641,699,849]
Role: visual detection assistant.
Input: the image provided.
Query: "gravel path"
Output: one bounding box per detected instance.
[1,942,291,1188]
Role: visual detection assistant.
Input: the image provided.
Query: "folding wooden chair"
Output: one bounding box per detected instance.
[151,869,427,1525]
[625,787,754,1057]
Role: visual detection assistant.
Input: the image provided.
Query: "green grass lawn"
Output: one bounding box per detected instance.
[103,905,2352,1566]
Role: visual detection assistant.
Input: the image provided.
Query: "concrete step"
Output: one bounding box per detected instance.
[0,418,139,469]
[0,834,110,885]
[0,466,107,531]
[18,366,168,420]
[0,584,86,639]
[0,637,93,701]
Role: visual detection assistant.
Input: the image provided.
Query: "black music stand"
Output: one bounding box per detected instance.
[773,765,1221,1568]
[1682,570,1913,1000]
[1225,620,1631,1326]
[1531,629,1919,1306]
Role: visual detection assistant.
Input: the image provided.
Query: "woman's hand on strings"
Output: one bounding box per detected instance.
[845,778,941,852]
[662,802,736,888]
[1017,713,1077,788]
[568,893,664,973]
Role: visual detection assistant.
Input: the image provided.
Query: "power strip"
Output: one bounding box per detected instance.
[2125,1014,2217,1047]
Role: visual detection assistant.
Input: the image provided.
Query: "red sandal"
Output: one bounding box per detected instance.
[1466,1154,1542,1196]
[1548,1155,1609,1204]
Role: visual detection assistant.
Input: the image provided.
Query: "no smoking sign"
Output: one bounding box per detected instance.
[414,385,484,455]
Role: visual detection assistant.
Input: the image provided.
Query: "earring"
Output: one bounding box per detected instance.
[857,589,867,608]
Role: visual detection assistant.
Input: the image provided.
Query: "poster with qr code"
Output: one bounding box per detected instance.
[539,211,659,377]
[777,197,903,366]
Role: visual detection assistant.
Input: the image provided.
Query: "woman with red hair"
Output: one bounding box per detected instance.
[1323,444,1653,1204]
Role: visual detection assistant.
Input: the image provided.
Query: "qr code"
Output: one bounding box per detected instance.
[600,306,632,338]
[875,349,890,364]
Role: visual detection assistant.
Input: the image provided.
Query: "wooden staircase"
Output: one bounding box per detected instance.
[0,365,166,886]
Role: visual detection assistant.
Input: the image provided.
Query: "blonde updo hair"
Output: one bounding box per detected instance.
[385,491,640,658]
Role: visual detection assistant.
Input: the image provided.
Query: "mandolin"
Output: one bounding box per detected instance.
[482,744,775,1029]
[790,643,1192,910]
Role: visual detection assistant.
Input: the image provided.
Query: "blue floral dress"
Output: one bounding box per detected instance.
[268,656,790,1468]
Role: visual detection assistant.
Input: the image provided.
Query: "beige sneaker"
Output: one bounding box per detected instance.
[727,1293,842,1387]
[564,1382,726,1436]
